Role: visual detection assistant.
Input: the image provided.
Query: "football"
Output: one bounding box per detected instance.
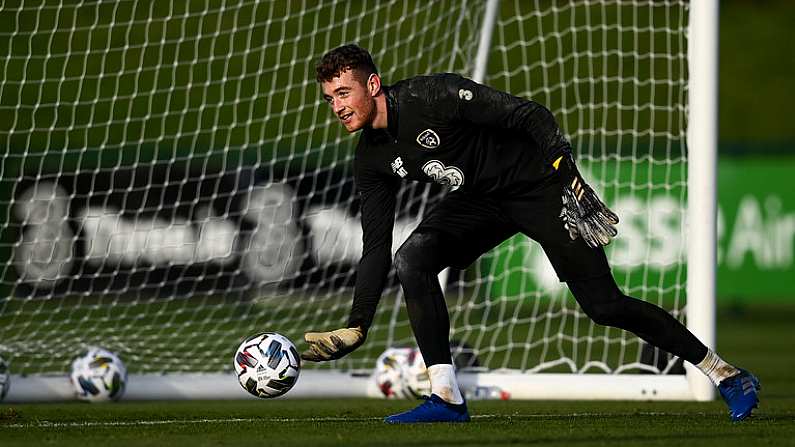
[374,347,430,399]
[70,347,127,402]
[234,332,301,398]
[0,355,10,401]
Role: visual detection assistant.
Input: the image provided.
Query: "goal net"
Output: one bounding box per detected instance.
[0,0,713,401]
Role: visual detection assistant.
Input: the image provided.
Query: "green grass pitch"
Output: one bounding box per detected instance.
[1,302,794,447]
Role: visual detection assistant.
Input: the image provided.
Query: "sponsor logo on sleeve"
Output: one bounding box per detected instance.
[458,88,473,101]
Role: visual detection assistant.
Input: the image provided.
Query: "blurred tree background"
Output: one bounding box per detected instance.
[719,0,795,153]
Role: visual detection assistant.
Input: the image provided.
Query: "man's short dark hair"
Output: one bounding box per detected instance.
[316,44,378,84]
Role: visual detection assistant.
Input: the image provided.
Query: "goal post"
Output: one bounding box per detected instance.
[1,0,717,402]
[685,0,719,402]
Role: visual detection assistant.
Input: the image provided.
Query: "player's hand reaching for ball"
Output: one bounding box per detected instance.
[553,153,619,248]
[301,327,365,361]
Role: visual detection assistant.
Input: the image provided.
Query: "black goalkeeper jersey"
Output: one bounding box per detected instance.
[348,73,572,330]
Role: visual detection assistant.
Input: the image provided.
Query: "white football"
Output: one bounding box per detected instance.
[0,355,10,401]
[234,332,300,398]
[70,347,127,402]
[374,347,430,399]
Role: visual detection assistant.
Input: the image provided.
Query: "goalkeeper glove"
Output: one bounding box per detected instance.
[300,327,365,362]
[553,153,619,248]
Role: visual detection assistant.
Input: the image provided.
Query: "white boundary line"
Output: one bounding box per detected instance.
[0,412,706,429]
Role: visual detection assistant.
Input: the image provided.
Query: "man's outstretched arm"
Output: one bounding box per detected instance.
[301,167,399,362]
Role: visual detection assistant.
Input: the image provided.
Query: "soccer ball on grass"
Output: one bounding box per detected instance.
[374,347,430,399]
[70,347,127,402]
[234,332,301,398]
[0,355,10,401]
[374,341,480,399]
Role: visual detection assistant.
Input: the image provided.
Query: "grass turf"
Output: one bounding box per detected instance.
[1,302,793,447]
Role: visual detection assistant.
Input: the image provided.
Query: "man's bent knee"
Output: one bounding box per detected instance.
[394,231,447,279]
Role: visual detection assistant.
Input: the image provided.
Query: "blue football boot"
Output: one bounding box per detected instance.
[718,369,760,422]
[384,394,470,424]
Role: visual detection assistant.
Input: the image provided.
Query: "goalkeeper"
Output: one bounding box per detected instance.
[303,44,759,424]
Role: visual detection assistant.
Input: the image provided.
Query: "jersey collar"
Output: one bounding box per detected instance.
[383,84,399,139]
[362,85,399,145]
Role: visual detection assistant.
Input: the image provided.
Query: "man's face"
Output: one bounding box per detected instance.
[321,69,376,133]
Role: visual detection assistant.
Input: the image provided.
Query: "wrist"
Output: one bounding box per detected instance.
[552,155,564,170]
[552,152,576,181]
[347,316,370,334]
[349,326,366,341]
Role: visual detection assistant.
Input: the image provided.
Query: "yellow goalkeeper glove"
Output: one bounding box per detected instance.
[300,327,365,362]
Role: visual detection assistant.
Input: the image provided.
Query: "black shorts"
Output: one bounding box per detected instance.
[414,179,610,282]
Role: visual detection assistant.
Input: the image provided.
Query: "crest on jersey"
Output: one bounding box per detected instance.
[416,129,440,149]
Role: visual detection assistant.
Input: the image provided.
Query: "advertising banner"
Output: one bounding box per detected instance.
[7,163,437,297]
[483,157,795,302]
[6,157,793,301]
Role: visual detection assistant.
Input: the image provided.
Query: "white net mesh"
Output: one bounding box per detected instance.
[0,1,690,381]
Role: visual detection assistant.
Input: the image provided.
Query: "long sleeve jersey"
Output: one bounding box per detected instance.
[347,73,571,330]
